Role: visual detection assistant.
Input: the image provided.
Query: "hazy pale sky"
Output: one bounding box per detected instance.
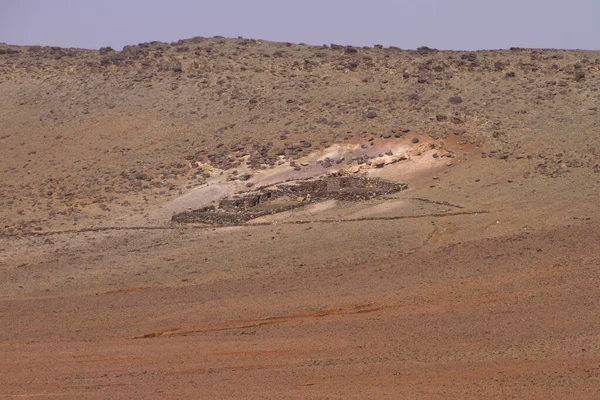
[2,0,599,50]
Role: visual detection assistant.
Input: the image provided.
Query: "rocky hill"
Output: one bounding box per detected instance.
[1,37,599,233]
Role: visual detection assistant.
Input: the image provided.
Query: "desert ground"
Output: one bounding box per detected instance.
[1,37,599,398]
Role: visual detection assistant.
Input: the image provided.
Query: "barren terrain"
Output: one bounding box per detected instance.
[1,37,599,398]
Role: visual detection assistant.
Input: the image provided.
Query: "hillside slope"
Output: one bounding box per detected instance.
[1,38,599,232]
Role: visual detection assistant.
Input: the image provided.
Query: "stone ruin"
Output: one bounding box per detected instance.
[171,174,407,226]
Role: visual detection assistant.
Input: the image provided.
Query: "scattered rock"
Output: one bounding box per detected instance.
[99,46,115,55]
